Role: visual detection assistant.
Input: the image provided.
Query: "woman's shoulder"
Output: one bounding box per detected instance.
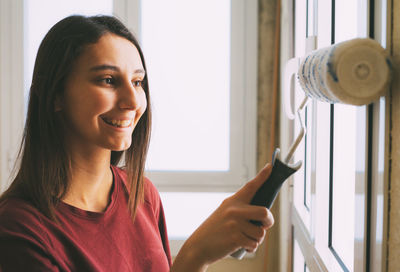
[0,197,41,221]
[0,197,49,240]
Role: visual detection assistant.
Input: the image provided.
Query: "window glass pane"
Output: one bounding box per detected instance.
[141,0,231,171]
[354,106,367,268]
[24,0,113,104]
[306,0,315,37]
[376,99,386,240]
[295,0,307,57]
[304,104,312,210]
[380,2,387,47]
[293,239,305,272]
[331,104,357,271]
[330,0,367,270]
[160,192,231,239]
[335,0,365,43]
[293,0,312,232]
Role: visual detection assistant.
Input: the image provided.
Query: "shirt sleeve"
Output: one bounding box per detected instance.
[144,177,172,267]
[0,199,60,272]
[157,199,172,267]
[0,237,59,272]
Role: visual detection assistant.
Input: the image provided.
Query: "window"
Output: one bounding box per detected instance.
[115,0,258,252]
[0,0,114,191]
[281,0,387,271]
[141,0,231,172]
[0,0,258,256]
[131,0,258,192]
[0,0,25,192]
[24,0,114,105]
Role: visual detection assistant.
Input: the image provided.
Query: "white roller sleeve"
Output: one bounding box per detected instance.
[297,38,392,105]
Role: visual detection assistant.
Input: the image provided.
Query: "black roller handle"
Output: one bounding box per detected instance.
[230,148,300,259]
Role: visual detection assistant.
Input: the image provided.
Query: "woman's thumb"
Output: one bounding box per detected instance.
[234,163,272,203]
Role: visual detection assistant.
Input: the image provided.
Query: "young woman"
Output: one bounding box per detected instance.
[0,15,274,272]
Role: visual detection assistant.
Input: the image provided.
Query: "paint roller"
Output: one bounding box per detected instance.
[231,38,391,259]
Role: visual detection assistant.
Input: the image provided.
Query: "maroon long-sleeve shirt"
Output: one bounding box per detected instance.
[0,166,172,271]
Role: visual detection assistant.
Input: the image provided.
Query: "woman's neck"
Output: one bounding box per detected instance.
[62,148,114,212]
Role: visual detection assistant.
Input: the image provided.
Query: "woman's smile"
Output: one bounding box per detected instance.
[101,117,133,128]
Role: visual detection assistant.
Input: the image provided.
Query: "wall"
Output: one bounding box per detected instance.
[278,0,293,270]
[387,0,400,271]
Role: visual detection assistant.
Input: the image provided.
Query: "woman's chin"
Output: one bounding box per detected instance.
[108,140,132,152]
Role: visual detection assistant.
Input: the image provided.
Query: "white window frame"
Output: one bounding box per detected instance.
[114,0,258,193]
[0,0,25,192]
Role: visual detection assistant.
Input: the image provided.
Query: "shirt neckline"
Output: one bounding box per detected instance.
[58,166,119,220]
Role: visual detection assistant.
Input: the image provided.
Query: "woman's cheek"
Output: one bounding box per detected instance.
[138,92,148,116]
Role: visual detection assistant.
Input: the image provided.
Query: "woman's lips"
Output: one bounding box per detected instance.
[101,117,132,128]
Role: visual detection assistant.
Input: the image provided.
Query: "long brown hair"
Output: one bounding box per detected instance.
[0,15,151,220]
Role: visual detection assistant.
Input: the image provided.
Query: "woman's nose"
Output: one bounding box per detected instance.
[118,80,145,110]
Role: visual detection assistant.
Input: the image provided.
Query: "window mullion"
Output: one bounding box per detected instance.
[113,0,141,38]
[0,0,24,192]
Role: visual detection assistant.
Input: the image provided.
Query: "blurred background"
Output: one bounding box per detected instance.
[0,0,399,271]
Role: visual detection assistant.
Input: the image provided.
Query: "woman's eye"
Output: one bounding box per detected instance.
[103,78,114,85]
[98,77,114,85]
[132,80,142,87]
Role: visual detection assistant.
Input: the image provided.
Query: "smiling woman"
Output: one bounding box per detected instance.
[0,15,274,272]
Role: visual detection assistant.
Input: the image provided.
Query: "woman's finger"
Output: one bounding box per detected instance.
[224,205,274,228]
[233,164,272,203]
[239,221,266,243]
[236,230,266,253]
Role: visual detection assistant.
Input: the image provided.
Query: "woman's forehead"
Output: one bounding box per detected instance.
[77,33,144,73]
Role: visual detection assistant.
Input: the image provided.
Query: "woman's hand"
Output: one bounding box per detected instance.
[171,164,274,272]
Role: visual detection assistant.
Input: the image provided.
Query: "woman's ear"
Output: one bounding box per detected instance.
[54,95,63,112]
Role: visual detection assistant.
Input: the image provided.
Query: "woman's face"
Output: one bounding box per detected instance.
[60,33,147,153]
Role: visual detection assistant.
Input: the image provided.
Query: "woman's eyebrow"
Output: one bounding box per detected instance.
[133,69,145,75]
[90,64,120,72]
[89,65,145,75]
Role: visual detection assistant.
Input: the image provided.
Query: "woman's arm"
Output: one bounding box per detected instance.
[0,238,60,272]
[171,164,274,272]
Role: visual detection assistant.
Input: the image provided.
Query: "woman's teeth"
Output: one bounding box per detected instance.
[103,118,131,128]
